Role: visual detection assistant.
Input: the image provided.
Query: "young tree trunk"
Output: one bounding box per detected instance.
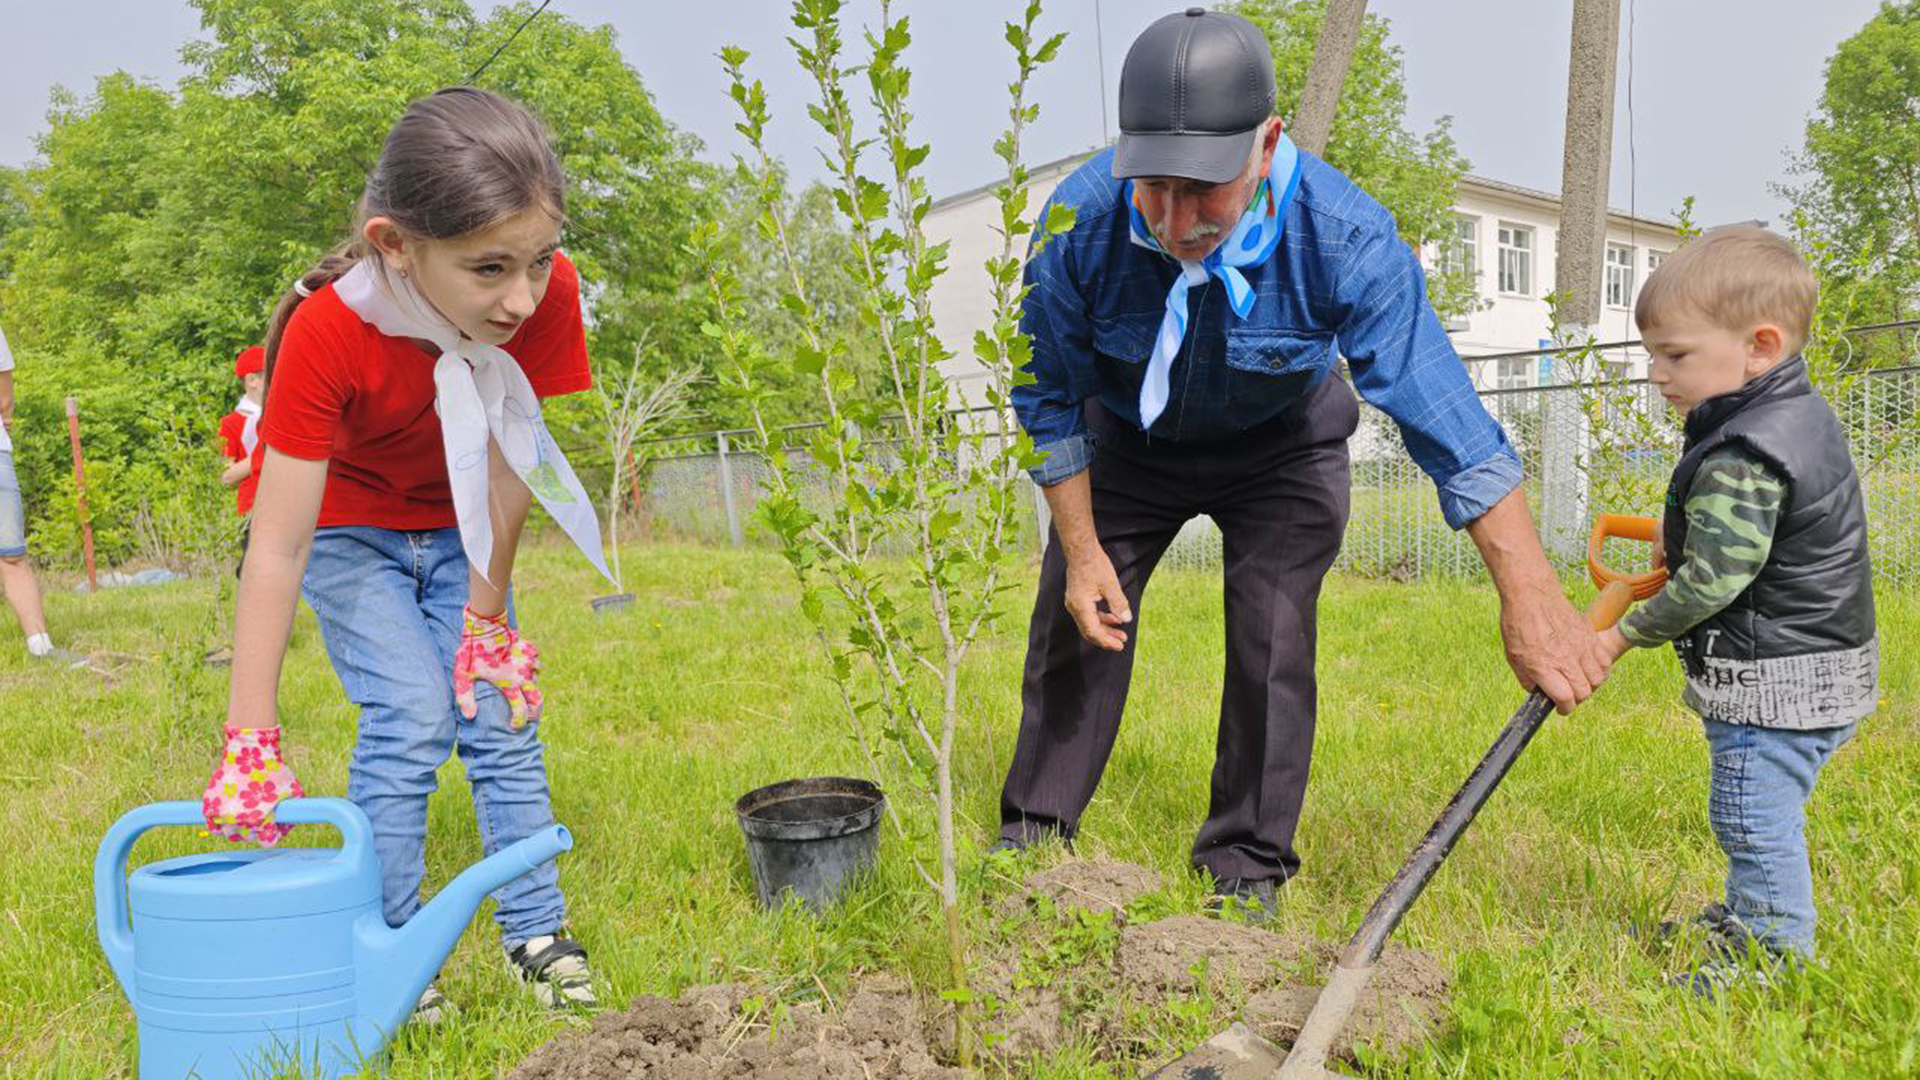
[938,664,972,1066]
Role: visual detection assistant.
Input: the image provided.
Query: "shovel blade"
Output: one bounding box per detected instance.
[1142,1022,1288,1080]
[1142,1022,1358,1080]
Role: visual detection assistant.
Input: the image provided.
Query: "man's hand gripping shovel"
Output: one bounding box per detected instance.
[1145,516,1665,1079]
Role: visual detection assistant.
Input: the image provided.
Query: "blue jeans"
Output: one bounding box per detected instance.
[1704,719,1856,959]
[0,451,26,557]
[302,525,564,943]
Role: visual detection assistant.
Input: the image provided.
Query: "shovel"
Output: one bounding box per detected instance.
[1146,517,1662,1080]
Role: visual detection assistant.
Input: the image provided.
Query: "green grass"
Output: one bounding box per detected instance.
[3,542,1915,1078]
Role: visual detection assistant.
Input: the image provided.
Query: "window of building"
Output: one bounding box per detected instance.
[1498,223,1533,296]
[1440,215,1478,278]
[1647,249,1668,274]
[1605,243,1635,307]
[1497,356,1533,389]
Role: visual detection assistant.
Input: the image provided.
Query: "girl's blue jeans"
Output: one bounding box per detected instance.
[1703,718,1856,959]
[302,525,565,944]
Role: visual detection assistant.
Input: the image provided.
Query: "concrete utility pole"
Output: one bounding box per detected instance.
[1289,0,1369,157]
[1553,0,1622,333]
[1542,0,1622,558]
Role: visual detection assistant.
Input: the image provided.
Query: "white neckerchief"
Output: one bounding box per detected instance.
[1123,134,1301,429]
[332,259,612,585]
[234,395,263,455]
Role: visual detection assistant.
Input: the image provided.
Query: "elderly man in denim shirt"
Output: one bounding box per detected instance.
[995,9,1614,917]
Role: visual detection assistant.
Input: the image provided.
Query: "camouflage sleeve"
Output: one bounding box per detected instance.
[1620,446,1785,648]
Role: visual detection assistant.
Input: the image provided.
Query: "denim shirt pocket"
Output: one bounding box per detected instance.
[1223,327,1336,376]
[1092,316,1157,366]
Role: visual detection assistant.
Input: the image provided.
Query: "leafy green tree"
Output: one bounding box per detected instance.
[1223,0,1476,318]
[1779,0,1920,338]
[703,167,896,430]
[704,0,1067,1060]
[0,0,718,564]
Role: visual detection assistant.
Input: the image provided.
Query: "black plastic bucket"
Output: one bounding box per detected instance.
[735,777,886,912]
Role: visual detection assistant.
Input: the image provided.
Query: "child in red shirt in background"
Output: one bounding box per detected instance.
[204,87,611,1024]
[215,345,265,561]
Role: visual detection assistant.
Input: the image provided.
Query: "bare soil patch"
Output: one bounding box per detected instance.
[504,977,964,1080]
[507,861,1450,1075]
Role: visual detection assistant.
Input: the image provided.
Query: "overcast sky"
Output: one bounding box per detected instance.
[0,1,1885,228]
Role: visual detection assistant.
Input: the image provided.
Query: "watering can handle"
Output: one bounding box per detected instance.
[1587,513,1669,601]
[93,797,372,1003]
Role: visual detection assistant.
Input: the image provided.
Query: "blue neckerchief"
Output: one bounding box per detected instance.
[1125,132,1303,429]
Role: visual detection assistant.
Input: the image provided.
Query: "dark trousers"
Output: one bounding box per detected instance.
[999,376,1358,881]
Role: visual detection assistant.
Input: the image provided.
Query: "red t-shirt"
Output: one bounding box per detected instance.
[261,252,592,529]
[216,410,262,516]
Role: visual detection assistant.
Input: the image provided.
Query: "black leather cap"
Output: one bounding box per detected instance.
[1113,8,1276,183]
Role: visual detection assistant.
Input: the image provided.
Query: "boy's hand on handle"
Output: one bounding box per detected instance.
[1597,625,1634,665]
[454,605,543,730]
[202,724,304,847]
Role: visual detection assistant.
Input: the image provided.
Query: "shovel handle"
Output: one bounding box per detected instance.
[1587,513,1667,600]
[1338,579,1635,970]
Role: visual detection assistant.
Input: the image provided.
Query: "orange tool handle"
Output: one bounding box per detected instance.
[1586,578,1637,631]
[1587,513,1668,601]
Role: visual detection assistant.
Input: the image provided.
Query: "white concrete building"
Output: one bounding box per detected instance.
[923,150,1686,406]
[1438,174,1684,389]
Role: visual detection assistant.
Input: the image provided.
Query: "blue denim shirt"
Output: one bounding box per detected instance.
[1013,147,1522,529]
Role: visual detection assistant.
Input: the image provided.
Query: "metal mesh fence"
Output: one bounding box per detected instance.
[624,365,1920,587]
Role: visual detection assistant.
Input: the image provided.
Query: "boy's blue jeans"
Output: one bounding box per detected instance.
[1704,718,1855,959]
[302,525,565,943]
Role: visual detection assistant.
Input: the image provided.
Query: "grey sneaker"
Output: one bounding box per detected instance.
[505,932,598,1011]
[1207,877,1280,925]
[1636,902,1755,960]
[28,645,89,669]
[1669,955,1779,1000]
[409,983,451,1026]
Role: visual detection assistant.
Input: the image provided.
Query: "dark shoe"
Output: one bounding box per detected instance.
[1207,877,1279,924]
[988,825,1072,856]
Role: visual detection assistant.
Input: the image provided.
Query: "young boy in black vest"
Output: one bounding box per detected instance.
[1597,225,1877,993]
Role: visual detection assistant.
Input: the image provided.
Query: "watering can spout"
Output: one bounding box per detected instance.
[357,824,572,1034]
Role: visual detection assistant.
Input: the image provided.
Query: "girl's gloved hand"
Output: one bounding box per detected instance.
[454,605,543,730]
[202,724,304,847]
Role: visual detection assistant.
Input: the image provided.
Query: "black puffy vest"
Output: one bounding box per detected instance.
[1664,357,1875,673]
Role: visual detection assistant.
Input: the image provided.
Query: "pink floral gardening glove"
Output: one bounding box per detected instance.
[454,605,543,730]
[202,724,304,847]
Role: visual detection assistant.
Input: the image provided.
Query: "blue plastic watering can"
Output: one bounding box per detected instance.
[94,797,571,1079]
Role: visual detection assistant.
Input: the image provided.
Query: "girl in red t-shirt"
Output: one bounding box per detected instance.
[215,344,266,575]
[215,345,265,518]
[206,88,606,1020]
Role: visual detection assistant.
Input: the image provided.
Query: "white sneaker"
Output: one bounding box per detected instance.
[409,983,451,1026]
[504,932,598,1010]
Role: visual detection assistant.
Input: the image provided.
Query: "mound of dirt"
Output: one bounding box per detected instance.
[505,861,1453,1076]
[1117,915,1319,996]
[504,976,964,1080]
[1241,942,1451,1061]
[1007,860,1165,921]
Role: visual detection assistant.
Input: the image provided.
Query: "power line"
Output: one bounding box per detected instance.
[1626,0,1636,250]
[1094,0,1110,145]
[467,0,555,84]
